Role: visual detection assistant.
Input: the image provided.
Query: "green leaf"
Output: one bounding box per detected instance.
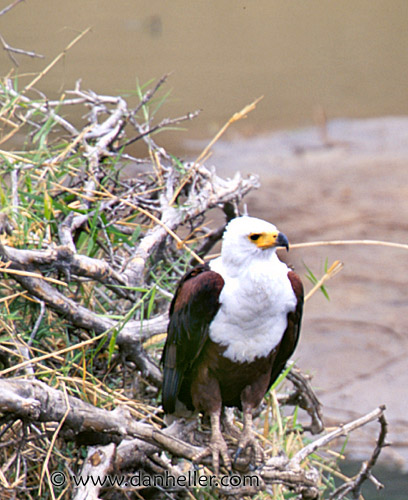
[269,362,295,392]
[147,286,156,318]
[107,327,119,364]
[303,260,330,301]
[43,191,53,221]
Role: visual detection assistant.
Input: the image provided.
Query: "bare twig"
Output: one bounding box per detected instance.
[290,405,386,470]
[329,409,388,499]
[169,96,263,205]
[0,33,44,66]
[0,0,24,17]
[292,239,408,252]
[285,368,324,434]
[121,109,201,150]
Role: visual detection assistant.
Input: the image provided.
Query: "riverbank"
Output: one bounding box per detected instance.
[193,116,408,469]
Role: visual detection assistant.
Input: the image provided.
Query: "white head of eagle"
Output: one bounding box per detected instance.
[214,215,290,269]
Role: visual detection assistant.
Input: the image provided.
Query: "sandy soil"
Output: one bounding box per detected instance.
[199,117,408,468]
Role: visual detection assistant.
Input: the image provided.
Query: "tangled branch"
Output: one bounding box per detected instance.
[0,378,388,499]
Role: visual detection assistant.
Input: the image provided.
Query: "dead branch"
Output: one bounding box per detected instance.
[289,405,386,470]
[0,1,42,66]
[0,0,23,16]
[0,258,165,385]
[72,443,116,500]
[121,109,201,150]
[0,244,130,298]
[0,378,388,499]
[0,33,44,66]
[329,409,388,499]
[284,367,324,434]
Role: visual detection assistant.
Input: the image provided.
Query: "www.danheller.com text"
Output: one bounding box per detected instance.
[51,469,260,489]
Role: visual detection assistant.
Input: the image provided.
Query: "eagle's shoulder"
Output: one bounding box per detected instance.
[161,263,224,413]
[287,270,304,304]
[169,263,224,317]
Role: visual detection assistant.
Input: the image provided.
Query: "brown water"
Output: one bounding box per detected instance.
[2,0,408,146]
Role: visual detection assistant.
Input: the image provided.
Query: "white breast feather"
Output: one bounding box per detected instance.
[209,255,297,363]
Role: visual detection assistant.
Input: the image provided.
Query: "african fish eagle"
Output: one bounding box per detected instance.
[161,215,303,472]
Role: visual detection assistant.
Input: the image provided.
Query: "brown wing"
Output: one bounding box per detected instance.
[268,270,304,388]
[161,264,224,413]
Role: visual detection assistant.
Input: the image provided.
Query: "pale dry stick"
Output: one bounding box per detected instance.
[95,184,205,264]
[2,82,79,138]
[169,96,263,206]
[329,411,387,499]
[0,115,18,130]
[121,109,201,150]
[0,290,28,304]
[0,27,91,122]
[0,33,44,66]
[49,124,93,165]
[0,332,106,377]
[0,343,57,377]
[0,266,68,287]
[50,180,97,202]
[38,382,71,497]
[73,443,116,500]
[289,405,386,469]
[291,239,408,252]
[23,27,91,95]
[136,205,204,265]
[0,150,34,164]
[0,0,24,17]
[10,167,18,216]
[1,110,29,145]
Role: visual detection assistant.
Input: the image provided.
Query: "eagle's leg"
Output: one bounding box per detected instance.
[234,405,264,467]
[222,407,241,439]
[193,408,231,475]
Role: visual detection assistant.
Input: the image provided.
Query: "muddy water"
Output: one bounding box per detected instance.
[2,0,408,145]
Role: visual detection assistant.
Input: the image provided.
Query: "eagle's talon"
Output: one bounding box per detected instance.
[234,446,244,463]
[236,423,264,468]
[193,433,231,475]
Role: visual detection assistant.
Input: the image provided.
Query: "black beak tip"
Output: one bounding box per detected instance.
[277,232,290,252]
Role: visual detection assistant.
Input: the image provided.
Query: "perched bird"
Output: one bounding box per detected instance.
[161,216,303,472]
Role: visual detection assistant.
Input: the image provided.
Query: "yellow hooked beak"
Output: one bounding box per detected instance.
[248,231,289,251]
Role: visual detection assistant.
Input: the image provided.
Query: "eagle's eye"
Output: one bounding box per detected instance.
[249,233,261,241]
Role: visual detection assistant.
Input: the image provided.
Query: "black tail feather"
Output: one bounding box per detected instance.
[162,367,180,414]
